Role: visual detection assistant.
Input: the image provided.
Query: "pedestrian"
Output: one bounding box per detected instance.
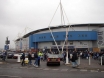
[21,51,25,66]
[38,51,41,66]
[2,51,6,61]
[33,52,38,67]
[28,51,32,65]
[71,50,78,68]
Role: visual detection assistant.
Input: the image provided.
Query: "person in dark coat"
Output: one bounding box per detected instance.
[21,52,25,66]
[2,51,6,61]
[71,51,78,68]
[33,52,38,67]
[28,52,32,65]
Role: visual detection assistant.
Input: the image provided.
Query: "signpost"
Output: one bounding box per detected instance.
[4,37,10,51]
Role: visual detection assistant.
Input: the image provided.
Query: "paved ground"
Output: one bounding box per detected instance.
[0,58,104,78]
[0,57,104,71]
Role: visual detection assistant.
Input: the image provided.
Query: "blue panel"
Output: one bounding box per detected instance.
[29,35,38,49]
[32,31,97,42]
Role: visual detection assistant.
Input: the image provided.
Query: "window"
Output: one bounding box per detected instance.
[78,34,80,37]
[69,41,73,45]
[70,35,72,37]
[57,41,60,45]
[52,42,55,45]
[82,35,84,37]
[52,41,60,45]
[85,34,87,37]
[56,35,58,38]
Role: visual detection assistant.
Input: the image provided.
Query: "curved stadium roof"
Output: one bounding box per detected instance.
[16,23,104,41]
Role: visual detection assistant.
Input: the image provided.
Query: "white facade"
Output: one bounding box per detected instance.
[15,37,29,51]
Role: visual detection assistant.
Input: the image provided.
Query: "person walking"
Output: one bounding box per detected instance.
[33,52,38,67]
[21,52,25,66]
[28,51,32,65]
[2,51,6,61]
[71,50,78,68]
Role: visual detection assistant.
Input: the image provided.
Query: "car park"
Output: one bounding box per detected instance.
[46,54,60,66]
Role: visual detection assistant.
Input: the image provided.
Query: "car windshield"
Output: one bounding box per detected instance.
[48,54,59,58]
[7,52,14,54]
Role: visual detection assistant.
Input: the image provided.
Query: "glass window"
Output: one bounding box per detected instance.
[52,41,60,45]
[52,42,55,45]
[70,35,72,37]
[57,41,60,45]
[85,34,87,37]
[56,35,58,38]
[69,41,73,45]
[82,35,84,37]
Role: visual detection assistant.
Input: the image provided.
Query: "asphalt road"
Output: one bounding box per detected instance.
[0,59,104,78]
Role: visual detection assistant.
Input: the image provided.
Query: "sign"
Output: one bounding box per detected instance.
[4,45,9,50]
[97,31,103,35]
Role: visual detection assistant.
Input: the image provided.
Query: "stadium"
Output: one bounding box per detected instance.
[15,23,104,52]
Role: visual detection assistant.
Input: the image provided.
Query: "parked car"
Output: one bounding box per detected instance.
[13,53,20,59]
[46,54,60,66]
[58,53,63,61]
[7,52,14,59]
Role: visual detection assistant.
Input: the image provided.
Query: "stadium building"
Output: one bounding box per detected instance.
[15,24,104,52]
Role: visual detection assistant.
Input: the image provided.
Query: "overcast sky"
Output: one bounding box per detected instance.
[0,0,104,49]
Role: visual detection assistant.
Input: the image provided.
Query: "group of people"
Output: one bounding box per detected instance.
[21,51,44,67]
[63,50,79,68]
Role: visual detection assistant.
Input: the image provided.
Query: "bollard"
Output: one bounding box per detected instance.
[78,57,80,65]
[89,57,91,65]
[17,55,21,62]
[101,56,102,66]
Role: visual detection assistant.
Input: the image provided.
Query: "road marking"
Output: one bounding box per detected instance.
[52,69,59,71]
[43,68,50,70]
[61,69,68,71]
[0,75,9,76]
[70,69,78,71]
[90,70,98,72]
[0,75,20,78]
[80,69,87,72]
[20,67,27,68]
[8,76,20,78]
